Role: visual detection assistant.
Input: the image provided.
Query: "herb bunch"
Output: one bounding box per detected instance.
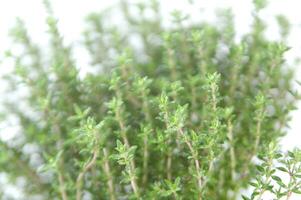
[0,0,300,199]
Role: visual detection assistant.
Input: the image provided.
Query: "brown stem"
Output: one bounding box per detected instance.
[167,148,172,180]
[285,164,295,200]
[167,48,177,81]
[115,107,139,195]
[53,121,69,200]
[141,94,152,185]
[162,106,173,181]
[102,148,116,200]
[210,84,217,112]
[120,64,141,108]
[116,108,130,147]
[129,166,140,197]
[178,128,202,199]
[227,120,236,180]
[58,169,68,200]
[255,157,273,200]
[240,110,264,180]
[142,133,149,186]
[286,191,292,200]
[76,145,99,200]
[254,118,262,155]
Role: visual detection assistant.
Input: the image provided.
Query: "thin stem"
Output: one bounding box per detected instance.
[142,132,149,185]
[76,144,99,200]
[254,117,262,155]
[210,84,217,112]
[218,169,225,195]
[178,128,202,200]
[227,120,236,180]
[196,44,207,75]
[115,106,139,195]
[286,191,292,200]
[120,63,141,108]
[129,165,140,197]
[53,122,69,200]
[240,109,264,180]
[167,149,172,180]
[141,93,152,185]
[116,109,130,147]
[113,88,139,194]
[255,157,273,200]
[166,47,182,152]
[167,48,177,81]
[161,102,173,181]
[285,163,296,200]
[58,169,68,200]
[190,83,197,111]
[102,148,116,200]
[172,191,179,200]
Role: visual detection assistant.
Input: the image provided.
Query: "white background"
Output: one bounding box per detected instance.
[0,0,300,199]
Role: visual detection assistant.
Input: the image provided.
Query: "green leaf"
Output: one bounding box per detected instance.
[277,167,288,173]
[256,165,265,173]
[242,195,251,200]
[272,176,282,182]
[249,182,258,187]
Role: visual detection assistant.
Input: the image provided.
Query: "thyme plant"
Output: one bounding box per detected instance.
[0,0,300,199]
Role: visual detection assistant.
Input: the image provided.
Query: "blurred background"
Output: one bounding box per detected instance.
[0,0,300,199]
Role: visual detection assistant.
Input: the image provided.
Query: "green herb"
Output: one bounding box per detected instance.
[0,0,300,199]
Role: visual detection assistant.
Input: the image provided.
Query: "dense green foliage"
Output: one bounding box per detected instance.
[1,0,301,199]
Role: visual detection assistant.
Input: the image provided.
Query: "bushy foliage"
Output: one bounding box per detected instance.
[0,0,300,199]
